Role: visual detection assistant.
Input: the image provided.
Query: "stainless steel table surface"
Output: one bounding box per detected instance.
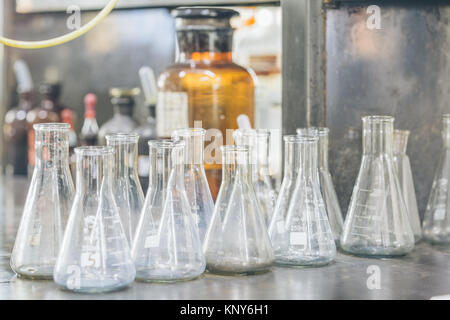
[0,176,449,300]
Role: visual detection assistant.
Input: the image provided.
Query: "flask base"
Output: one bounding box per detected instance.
[340,244,414,257]
[206,263,272,276]
[55,279,133,294]
[275,255,334,268]
[135,269,203,283]
[13,265,54,280]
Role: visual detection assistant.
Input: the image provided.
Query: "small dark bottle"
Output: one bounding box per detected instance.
[80,94,99,146]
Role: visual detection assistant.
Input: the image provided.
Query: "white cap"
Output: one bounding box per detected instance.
[13,60,33,94]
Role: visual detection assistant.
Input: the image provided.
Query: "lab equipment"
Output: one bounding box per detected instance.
[11,123,75,279]
[270,135,336,266]
[98,88,140,145]
[106,133,145,245]
[132,140,205,282]
[204,146,274,275]
[54,146,135,293]
[297,127,344,246]
[424,114,450,244]
[341,116,415,256]
[172,128,214,243]
[393,129,422,243]
[80,94,99,146]
[233,129,277,226]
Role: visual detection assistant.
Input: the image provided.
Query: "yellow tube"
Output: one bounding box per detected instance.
[0,0,119,49]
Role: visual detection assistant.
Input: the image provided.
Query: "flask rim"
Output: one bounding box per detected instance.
[221,145,249,153]
[362,115,394,123]
[148,139,185,149]
[284,134,318,143]
[33,122,69,132]
[172,128,206,138]
[75,146,114,156]
[105,132,139,143]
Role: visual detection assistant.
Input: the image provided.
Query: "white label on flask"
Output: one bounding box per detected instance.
[157,92,189,137]
[144,235,160,248]
[138,155,150,177]
[435,208,446,221]
[290,232,307,246]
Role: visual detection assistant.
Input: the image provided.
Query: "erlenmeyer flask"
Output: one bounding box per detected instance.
[297,127,344,245]
[271,135,336,267]
[204,146,274,275]
[233,129,277,226]
[424,114,450,244]
[106,133,144,245]
[54,147,135,293]
[393,129,422,243]
[11,123,75,279]
[341,116,414,256]
[172,128,214,243]
[132,140,205,282]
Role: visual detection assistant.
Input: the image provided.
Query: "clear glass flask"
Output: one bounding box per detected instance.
[341,116,415,256]
[424,114,450,244]
[297,127,344,246]
[106,133,145,245]
[11,123,75,279]
[132,140,205,282]
[204,146,274,275]
[270,135,336,267]
[233,129,277,226]
[393,129,422,243]
[172,128,214,243]
[54,146,135,293]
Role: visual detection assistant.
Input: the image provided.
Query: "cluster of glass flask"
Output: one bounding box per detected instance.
[16,112,450,291]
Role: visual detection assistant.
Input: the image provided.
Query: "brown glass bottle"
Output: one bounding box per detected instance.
[158,8,255,198]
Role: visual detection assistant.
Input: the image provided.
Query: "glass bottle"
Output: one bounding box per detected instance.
[424,114,450,244]
[172,128,214,243]
[393,129,422,243]
[80,93,99,146]
[341,116,415,256]
[54,146,135,293]
[106,133,145,245]
[132,140,205,282]
[297,127,344,246]
[270,135,336,267]
[98,88,140,146]
[4,60,35,176]
[233,129,277,226]
[204,146,274,275]
[10,123,75,279]
[158,8,256,199]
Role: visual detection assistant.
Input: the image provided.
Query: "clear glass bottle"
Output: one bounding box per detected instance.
[54,146,135,293]
[204,146,274,275]
[132,140,205,282]
[393,129,422,243]
[424,114,450,244]
[106,133,145,246]
[172,128,214,243]
[98,88,140,145]
[270,135,336,267]
[11,123,75,279]
[341,116,415,256]
[233,129,277,226]
[297,127,344,246]
[158,8,256,199]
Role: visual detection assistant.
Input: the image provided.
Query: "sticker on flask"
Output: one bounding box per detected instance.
[290,232,307,246]
[144,234,160,248]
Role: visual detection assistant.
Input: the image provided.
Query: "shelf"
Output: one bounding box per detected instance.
[16,0,280,13]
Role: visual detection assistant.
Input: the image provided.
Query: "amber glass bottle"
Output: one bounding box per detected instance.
[158,8,255,198]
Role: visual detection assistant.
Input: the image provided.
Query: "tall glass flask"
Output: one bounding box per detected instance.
[233,129,277,226]
[297,127,344,245]
[204,146,273,275]
[172,128,214,243]
[106,133,145,245]
[341,116,414,256]
[424,114,450,244]
[54,147,135,293]
[393,130,422,243]
[132,141,205,282]
[270,136,336,267]
[11,123,75,279]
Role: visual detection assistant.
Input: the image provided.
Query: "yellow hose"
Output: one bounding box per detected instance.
[0,0,119,49]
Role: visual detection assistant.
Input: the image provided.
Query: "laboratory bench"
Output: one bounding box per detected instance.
[0,176,449,300]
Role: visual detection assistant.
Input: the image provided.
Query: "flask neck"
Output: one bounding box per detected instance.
[109,140,140,180]
[177,30,234,63]
[443,117,450,148]
[222,147,252,184]
[149,145,172,191]
[362,116,394,155]
[298,139,319,179]
[34,129,70,170]
[317,132,329,170]
[172,128,205,167]
[283,137,300,179]
[393,130,409,155]
[75,149,114,195]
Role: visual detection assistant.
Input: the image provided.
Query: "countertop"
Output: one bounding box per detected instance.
[0,176,449,300]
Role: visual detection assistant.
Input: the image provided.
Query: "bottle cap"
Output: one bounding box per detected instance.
[84,93,97,118]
